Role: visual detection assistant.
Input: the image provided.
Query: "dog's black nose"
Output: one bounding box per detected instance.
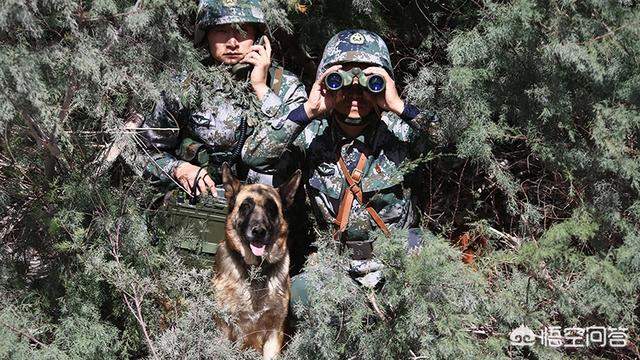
[251,226,266,238]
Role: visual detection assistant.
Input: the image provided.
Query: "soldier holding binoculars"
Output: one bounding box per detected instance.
[243,29,439,296]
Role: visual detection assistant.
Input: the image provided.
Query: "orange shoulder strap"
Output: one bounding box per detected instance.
[333,153,391,240]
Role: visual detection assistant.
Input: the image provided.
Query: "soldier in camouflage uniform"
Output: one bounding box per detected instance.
[243,29,438,298]
[140,0,307,192]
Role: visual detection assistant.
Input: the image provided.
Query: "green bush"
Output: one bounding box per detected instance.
[0,1,638,359]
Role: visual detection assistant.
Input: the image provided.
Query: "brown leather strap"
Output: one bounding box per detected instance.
[333,152,391,240]
[338,157,391,237]
[334,153,367,240]
[333,188,354,240]
[271,66,284,97]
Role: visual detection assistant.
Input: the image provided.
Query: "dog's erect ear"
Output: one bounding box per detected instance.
[221,162,241,206]
[278,169,302,208]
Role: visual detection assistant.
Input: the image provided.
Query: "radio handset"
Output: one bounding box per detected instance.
[231,36,265,78]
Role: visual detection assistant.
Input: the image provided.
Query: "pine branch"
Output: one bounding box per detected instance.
[414,0,446,38]
[110,222,160,360]
[19,111,61,160]
[409,350,428,359]
[58,80,78,124]
[0,206,25,241]
[366,291,388,322]
[0,320,47,349]
[92,113,145,176]
[122,289,160,360]
[583,23,630,45]
[102,0,146,53]
[484,226,522,249]
[8,100,62,182]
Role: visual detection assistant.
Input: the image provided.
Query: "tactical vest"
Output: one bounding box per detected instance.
[167,66,286,259]
[176,65,285,184]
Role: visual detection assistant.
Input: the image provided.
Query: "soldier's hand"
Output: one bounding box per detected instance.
[303,65,342,119]
[363,66,405,115]
[174,162,217,197]
[241,35,271,100]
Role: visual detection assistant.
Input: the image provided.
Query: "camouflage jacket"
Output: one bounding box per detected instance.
[243,111,434,241]
[140,65,307,187]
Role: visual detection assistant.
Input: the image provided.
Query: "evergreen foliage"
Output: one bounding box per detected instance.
[1,0,638,359]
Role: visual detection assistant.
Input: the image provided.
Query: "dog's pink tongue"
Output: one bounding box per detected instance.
[250,242,265,257]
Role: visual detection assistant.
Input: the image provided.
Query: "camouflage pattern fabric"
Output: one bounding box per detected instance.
[140,65,307,188]
[316,29,394,79]
[242,110,430,240]
[195,0,267,46]
[243,29,432,241]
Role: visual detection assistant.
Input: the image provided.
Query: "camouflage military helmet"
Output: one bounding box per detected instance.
[317,29,394,79]
[194,0,267,46]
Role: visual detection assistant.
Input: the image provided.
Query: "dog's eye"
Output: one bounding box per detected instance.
[239,199,254,214]
[265,199,279,218]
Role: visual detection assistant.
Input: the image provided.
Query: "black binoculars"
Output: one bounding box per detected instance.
[324,67,385,93]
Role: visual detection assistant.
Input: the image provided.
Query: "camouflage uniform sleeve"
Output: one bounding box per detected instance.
[382,109,442,159]
[401,106,442,140]
[139,92,188,185]
[403,108,444,156]
[242,70,309,173]
[257,69,308,122]
[242,116,309,172]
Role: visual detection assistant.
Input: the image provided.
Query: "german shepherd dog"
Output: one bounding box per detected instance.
[214,163,301,359]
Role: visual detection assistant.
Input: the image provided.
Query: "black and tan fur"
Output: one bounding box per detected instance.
[214,163,301,359]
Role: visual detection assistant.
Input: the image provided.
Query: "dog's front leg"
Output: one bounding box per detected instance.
[262,330,283,360]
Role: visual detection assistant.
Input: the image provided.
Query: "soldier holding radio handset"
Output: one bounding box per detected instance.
[140,0,307,197]
[230,35,265,82]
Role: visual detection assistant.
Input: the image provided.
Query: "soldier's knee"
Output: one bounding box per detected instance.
[406,227,424,251]
[290,272,310,309]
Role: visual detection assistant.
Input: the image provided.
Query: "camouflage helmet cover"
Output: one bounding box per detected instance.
[317,29,394,79]
[194,0,267,46]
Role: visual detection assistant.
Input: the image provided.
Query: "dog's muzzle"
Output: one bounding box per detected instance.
[246,225,270,257]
